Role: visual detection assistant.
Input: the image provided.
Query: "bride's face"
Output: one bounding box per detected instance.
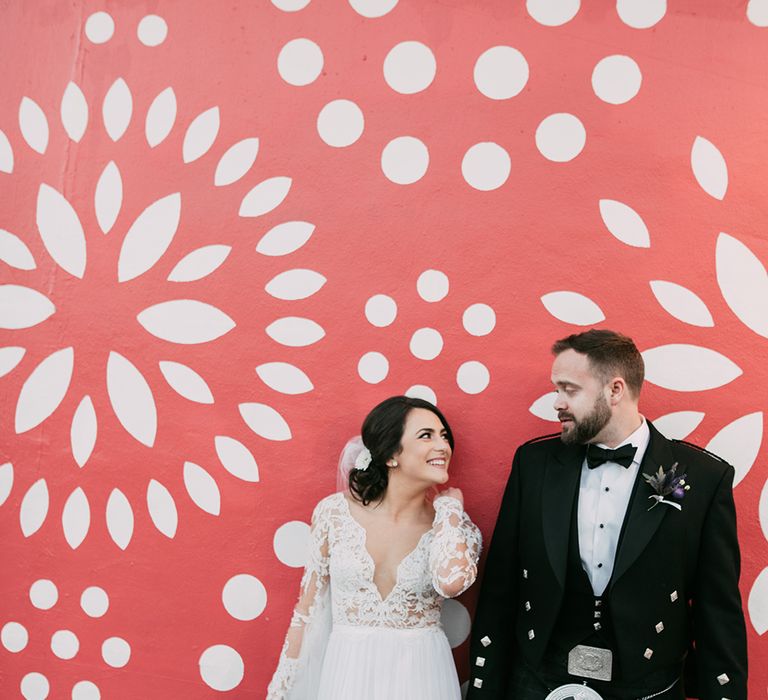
[393,408,452,486]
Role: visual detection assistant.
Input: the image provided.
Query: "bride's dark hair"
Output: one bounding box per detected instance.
[349,395,454,506]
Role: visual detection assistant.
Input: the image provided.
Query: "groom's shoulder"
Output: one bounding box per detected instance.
[669,437,734,478]
[517,432,561,456]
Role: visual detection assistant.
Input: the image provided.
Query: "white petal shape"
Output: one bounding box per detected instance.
[215,436,260,482]
[0,129,13,173]
[265,269,326,300]
[19,97,49,154]
[137,300,235,344]
[0,347,25,378]
[147,479,178,538]
[62,487,90,549]
[598,199,650,248]
[0,229,36,269]
[36,183,87,278]
[167,245,231,282]
[102,78,132,141]
[266,317,325,347]
[61,82,88,142]
[159,361,214,403]
[541,291,605,325]
[239,403,292,441]
[117,192,180,282]
[183,462,221,515]
[240,177,292,217]
[215,138,259,186]
[705,412,763,487]
[642,344,742,391]
[0,285,55,329]
[652,411,705,440]
[0,462,12,506]
[529,392,558,422]
[256,362,313,394]
[94,161,122,234]
[691,136,727,200]
[106,351,157,447]
[256,221,314,256]
[15,347,74,433]
[20,478,49,536]
[106,489,133,549]
[183,106,220,163]
[650,281,714,327]
[748,567,768,635]
[759,477,768,543]
[146,87,176,147]
[70,396,97,468]
[716,232,768,338]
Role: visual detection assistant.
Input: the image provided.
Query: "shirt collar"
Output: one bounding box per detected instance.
[595,417,650,467]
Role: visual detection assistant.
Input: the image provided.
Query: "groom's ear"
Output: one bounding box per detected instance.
[607,376,626,405]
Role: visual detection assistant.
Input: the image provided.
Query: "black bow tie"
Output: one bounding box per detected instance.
[586,443,637,469]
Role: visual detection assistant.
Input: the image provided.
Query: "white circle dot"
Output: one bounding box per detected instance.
[474,46,529,100]
[278,38,324,86]
[748,0,768,25]
[272,0,311,10]
[616,0,666,28]
[405,385,437,404]
[441,598,471,648]
[30,579,58,610]
[85,12,114,44]
[410,328,444,360]
[463,304,497,336]
[199,645,245,691]
[358,352,389,384]
[591,55,642,105]
[317,99,364,147]
[457,361,490,394]
[383,41,436,94]
[365,294,398,327]
[51,630,79,660]
[80,587,109,618]
[526,0,580,26]
[462,142,511,191]
[381,136,429,185]
[535,113,586,162]
[137,15,168,47]
[349,0,398,17]
[2,621,28,652]
[222,574,267,621]
[417,270,449,302]
[274,521,311,567]
[72,681,100,700]
[101,637,130,668]
[20,672,49,700]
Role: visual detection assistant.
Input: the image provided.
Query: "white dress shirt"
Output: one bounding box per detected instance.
[578,418,650,596]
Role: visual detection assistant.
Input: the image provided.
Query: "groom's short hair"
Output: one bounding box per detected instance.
[551,329,644,397]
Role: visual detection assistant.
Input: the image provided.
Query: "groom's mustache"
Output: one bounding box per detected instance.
[558,412,575,422]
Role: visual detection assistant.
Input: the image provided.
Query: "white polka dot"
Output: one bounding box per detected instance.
[80,587,109,618]
[272,0,311,10]
[535,113,586,162]
[526,0,580,26]
[85,12,114,44]
[616,0,666,28]
[278,38,324,86]
[349,0,398,17]
[365,294,398,327]
[199,645,245,691]
[274,521,311,567]
[358,352,389,384]
[71,681,100,700]
[410,328,444,360]
[2,621,28,652]
[463,304,496,336]
[457,361,490,394]
[592,55,642,104]
[30,579,58,610]
[381,137,429,184]
[417,270,449,302]
[405,385,437,404]
[383,41,436,94]
[462,142,511,191]
[474,46,529,100]
[441,598,471,647]
[748,0,768,25]
[137,15,168,47]
[317,100,364,147]
[20,672,49,700]
[51,630,79,660]
[101,637,130,668]
[222,574,268,621]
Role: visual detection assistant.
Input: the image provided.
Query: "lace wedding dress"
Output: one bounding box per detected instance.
[267,492,482,700]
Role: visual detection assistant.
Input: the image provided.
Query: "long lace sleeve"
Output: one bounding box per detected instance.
[429,496,482,598]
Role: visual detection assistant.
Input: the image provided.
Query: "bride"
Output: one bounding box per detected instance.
[267,395,482,699]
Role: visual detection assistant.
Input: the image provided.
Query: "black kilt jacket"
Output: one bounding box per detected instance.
[466,422,747,700]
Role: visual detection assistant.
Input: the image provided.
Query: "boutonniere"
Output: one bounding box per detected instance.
[643,462,690,511]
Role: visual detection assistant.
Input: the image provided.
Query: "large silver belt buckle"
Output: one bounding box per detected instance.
[545,684,603,700]
[567,644,612,681]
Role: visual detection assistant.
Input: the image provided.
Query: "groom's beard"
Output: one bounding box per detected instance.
[559,394,611,445]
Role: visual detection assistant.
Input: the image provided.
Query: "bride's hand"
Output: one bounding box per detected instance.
[436,487,463,507]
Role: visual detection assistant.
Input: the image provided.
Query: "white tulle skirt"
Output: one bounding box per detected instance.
[316,624,461,700]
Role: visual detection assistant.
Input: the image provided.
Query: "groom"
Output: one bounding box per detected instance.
[467,329,747,699]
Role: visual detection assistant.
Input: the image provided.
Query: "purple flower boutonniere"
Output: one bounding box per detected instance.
[643,462,690,511]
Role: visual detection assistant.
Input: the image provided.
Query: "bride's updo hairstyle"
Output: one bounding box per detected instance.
[349,395,454,506]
